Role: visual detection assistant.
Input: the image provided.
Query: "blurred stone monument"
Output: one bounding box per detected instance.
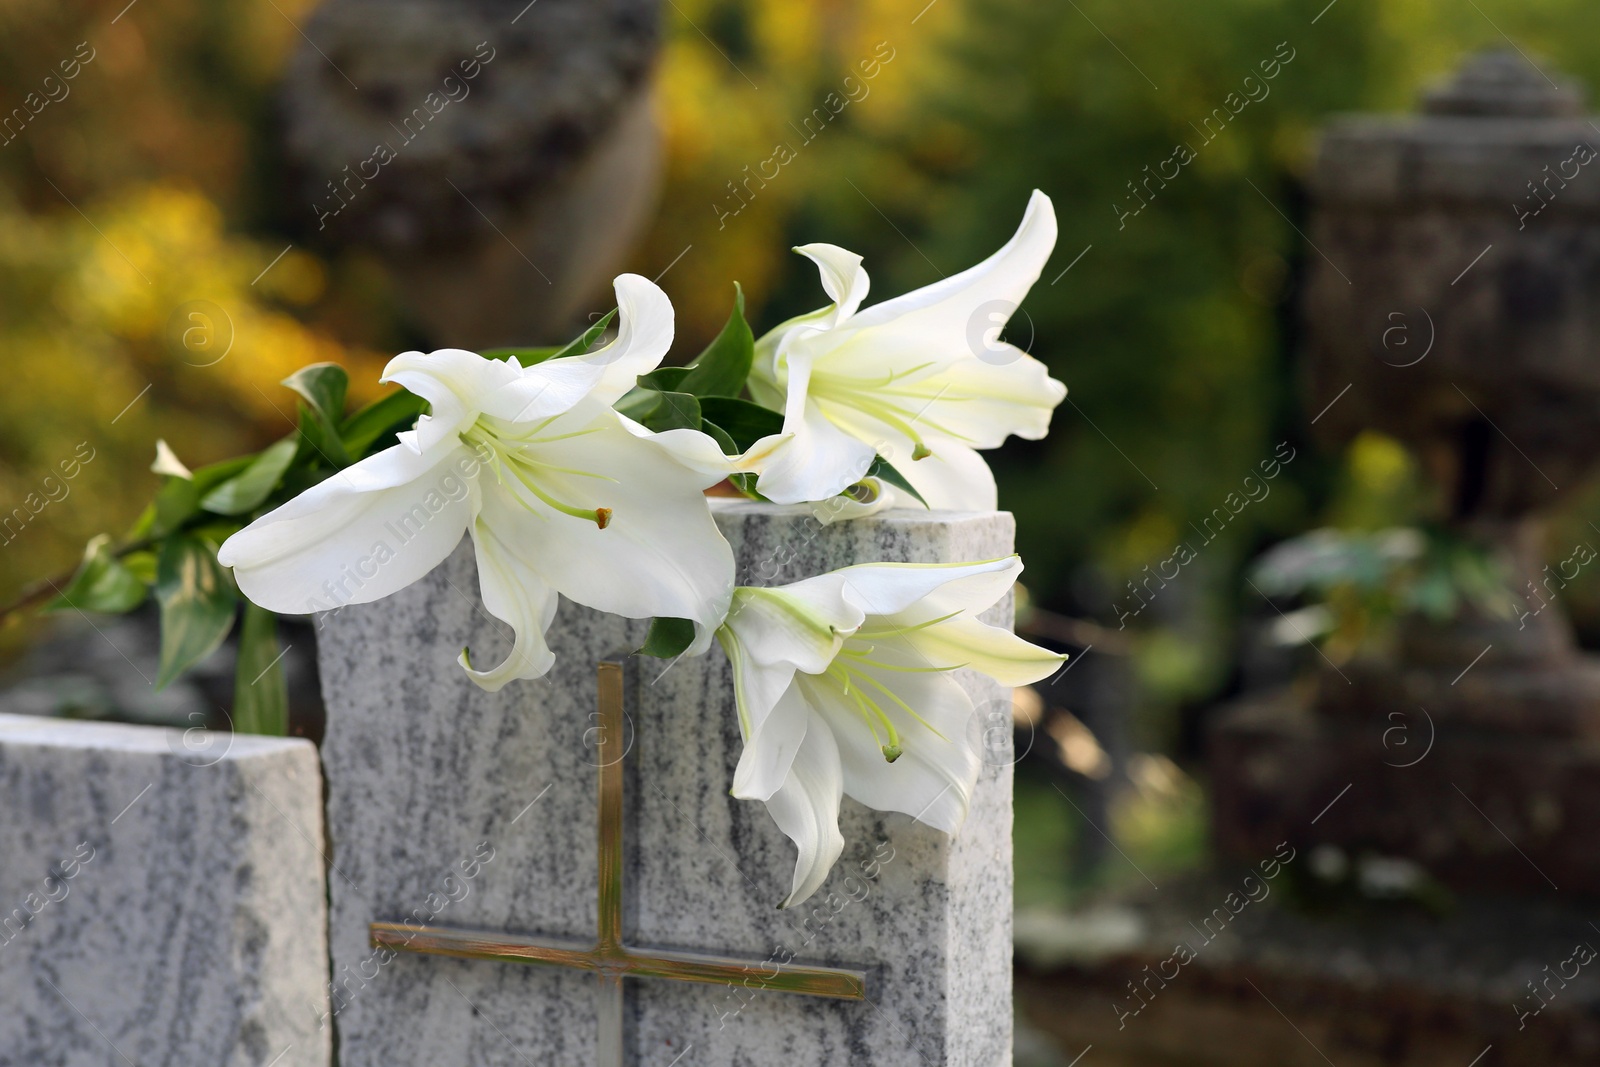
[1211,49,1600,894]
[281,0,663,347]
[1015,51,1600,1067]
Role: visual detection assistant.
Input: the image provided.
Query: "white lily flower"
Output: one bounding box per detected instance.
[747,190,1068,511]
[806,476,894,527]
[716,556,1065,907]
[218,274,734,691]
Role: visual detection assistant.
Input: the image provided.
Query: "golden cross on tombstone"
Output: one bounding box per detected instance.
[370,660,867,1066]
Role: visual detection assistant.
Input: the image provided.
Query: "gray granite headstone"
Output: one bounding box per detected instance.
[0,714,331,1066]
[318,501,1015,1066]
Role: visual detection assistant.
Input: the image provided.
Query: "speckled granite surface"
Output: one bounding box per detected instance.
[318,501,1015,1065]
[0,714,331,1067]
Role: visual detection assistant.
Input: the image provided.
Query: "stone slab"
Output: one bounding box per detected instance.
[1311,659,1600,739]
[1208,690,1600,894]
[317,501,1016,1066]
[1014,872,1600,1066]
[0,713,331,1066]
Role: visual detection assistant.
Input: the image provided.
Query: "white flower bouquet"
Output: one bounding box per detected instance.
[51,192,1069,906]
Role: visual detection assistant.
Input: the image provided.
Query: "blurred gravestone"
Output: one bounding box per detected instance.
[281,0,662,347]
[1015,50,1600,1067]
[1214,49,1600,895]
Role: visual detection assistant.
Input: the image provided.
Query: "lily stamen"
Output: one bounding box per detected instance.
[464,421,613,528]
[840,650,965,674]
[808,378,936,459]
[522,426,606,445]
[854,609,964,639]
[827,662,902,761]
[841,659,948,741]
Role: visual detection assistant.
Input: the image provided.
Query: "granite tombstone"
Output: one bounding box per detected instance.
[317,501,1017,1066]
[0,714,330,1066]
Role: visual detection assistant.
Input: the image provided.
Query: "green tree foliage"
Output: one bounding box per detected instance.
[638,0,1600,716]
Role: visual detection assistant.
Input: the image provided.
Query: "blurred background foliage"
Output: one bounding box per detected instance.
[639,0,1600,734]
[7,0,1600,897]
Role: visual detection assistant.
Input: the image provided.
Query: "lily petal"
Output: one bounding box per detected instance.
[809,477,895,525]
[796,392,1001,511]
[826,557,1021,620]
[724,586,853,673]
[797,665,977,835]
[719,623,804,746]
[617,416,785,480]
[761,712,846,909]
[737,558,1020,653]
[589,272,676,405]
[459,513,560,690]
[751,389,877,506]
[151,439,192,479]
[846,189,1056,336]
[381,349,524,451]
[487,400,734,654]
[520,273,675,412]
[892,438,999,513]
[904,354,1066,448]
[731,678,814,802]
[793,243,871,325]
[910,614,1066,687]
[877,555,1022,624]
[748,245,868,406]
[808,352,1063,471]
[218,441,477,615]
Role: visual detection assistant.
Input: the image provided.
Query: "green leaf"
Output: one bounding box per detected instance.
[232,602,288,736]
[484,309,617,368]
[701,419,739,457]
[618,386,706,433]
[295,403,350,467]
[154,534,238,690]
[282,364,351,467]
[637,616,695,659]
[126,503,156,541]
[638,366,693,391]
[554,310,617,358]
[729,471,763,497]
[46,535,147,614]
[121,550,158,585]
[282,363,349,427]
[641,391,702,433]
[300,403,351,465]
[866,455,928,508]
[190,454,254,497]
[678,283,753,397]
[615,386,663,423]
[147,475,201,539]
[697,396,783,451]
[199,438,299,516]
[696,420,766,498]
[340,388,429,457]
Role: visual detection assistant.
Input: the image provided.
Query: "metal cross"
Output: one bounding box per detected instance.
[370,660,867,1065]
